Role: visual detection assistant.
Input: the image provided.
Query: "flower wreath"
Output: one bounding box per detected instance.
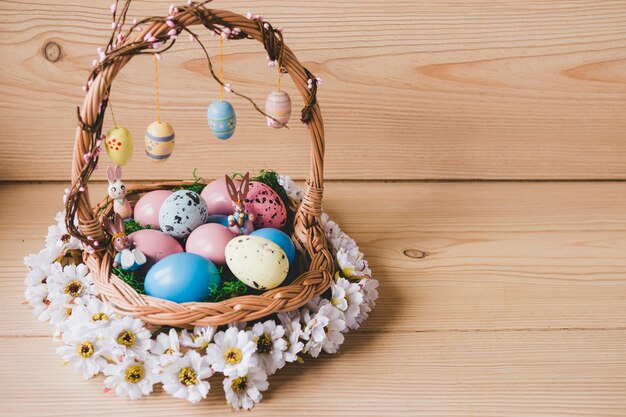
[23,176,378,410]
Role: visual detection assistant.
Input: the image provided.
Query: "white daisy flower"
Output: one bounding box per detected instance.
[46,211,82,254]
[336,246,371,279]
[251,321,287,375]
[57,297,116,340]
[24,284,52,321]
[161,350,212,403]
[277,316,304,363]
[206,327,256,377]
[303,301,346,357]
[278,175,303,203]
[47,264,96,305]
[39,292,78,326]
[150,328,183,366]
[103,356,159,400]
[223,366,269,410]
[180,326,216,351]
[103,316,152,360]
[56,333,107,379]
[355,278,380,326]
[23,248,61,288]
[331,277,364,330]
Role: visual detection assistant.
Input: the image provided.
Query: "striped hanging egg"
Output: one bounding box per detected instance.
[207,100,236,140]
[145,121,175,162]
[105,127,134,166]
[265,90,291,129]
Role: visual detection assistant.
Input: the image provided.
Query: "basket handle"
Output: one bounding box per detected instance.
[66,5,325,253]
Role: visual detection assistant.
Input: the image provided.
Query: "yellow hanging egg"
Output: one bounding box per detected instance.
[145,121,175,163]
[105,127,134,166]
[265,90,291,129]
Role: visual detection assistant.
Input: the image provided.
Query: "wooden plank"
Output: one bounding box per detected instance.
[1,0,626,180]
[1,330,625,416]
[4,182,626,336]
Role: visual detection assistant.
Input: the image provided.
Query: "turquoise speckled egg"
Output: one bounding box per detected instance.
[207,100,236,140]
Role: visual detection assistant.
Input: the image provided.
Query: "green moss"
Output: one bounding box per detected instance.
[112,266,145,294]
[206,266,249,301]
[176,169,206,194]
[123,219,152,234]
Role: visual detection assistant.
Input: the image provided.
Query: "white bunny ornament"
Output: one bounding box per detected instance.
[107,166,133,220]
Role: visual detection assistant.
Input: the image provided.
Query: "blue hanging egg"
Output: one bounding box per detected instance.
[207,100,236,140]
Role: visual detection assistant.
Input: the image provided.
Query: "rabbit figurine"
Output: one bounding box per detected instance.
[103,213,146,271]
[107,166,133,220]
[225,173,256,236]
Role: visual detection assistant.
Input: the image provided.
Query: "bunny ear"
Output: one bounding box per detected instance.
[114,213,124,233]
[239,172,250,200]
[106,167,115,183]
[115,166,122,181]
[102,216,116,235]
[224,175,239,202]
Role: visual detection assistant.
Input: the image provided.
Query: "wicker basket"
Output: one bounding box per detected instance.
[66,4,333,327]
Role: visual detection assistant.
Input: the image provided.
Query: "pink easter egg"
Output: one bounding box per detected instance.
[128,229,183,268]
[134,190,173,228]
[244,181,287,229]
[200,177,241,215]
[186,223,235,265]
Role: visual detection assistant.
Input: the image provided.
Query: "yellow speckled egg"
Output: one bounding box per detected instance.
[145,121,175,163]
[265,90,291,129]
[105,127,134,166]
[225,235,289,290]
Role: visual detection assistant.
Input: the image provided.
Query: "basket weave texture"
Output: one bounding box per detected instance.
[67,5,333,326]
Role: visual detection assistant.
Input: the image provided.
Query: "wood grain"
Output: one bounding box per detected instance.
[1,0,626,181]
[3,182,626,415]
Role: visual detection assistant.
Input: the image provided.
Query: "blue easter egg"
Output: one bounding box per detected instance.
[206,214,230,227]
[251,228,296,264]
[207,100,236,140]
[144,252,220,303]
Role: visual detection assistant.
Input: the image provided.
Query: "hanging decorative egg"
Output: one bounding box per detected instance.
[207,100,236,140]
[265,90,291,129]
[105,127,134,166]
[145,121,175,162]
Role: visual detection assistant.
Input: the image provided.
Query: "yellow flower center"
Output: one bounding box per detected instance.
[255,333,272,354]
[231,376,248,393]
[76,341,94,358]
[164,348,175,355]
[117,330,136,347]
[330,297,341,306]
[92,312,109,321]
[124,364,144,383]
[223,347,243,365]
[65,307,73,316]
[64,280,83,297]
[178,367,198,386]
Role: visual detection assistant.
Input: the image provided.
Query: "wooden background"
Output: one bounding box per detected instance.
[1,0,626,416]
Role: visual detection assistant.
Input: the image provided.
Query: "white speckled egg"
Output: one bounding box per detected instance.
[225,235,289,290]
[159,190,208,238]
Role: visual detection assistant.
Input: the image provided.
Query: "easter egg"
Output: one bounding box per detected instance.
[134,190,173,228]
[145,121,175,162]
[251,228,295,264]
[244,181,287,229]
[127,229,183,267]
[207,100,236,140]
[144,253,220,303]
[186,223,235,265]
[200,177,240,215]
[225,235,289,290]
[105,127,134,166]
[206,214,230,227]
[265,90,291,129]
[159,190,208,238]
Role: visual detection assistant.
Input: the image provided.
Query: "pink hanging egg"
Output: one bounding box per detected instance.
[127,229,183,268]
[265,90,291,129]
[244,181,287,229]
[134,190,173,228]
[186,223,235,265]
[200,177,241,215]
